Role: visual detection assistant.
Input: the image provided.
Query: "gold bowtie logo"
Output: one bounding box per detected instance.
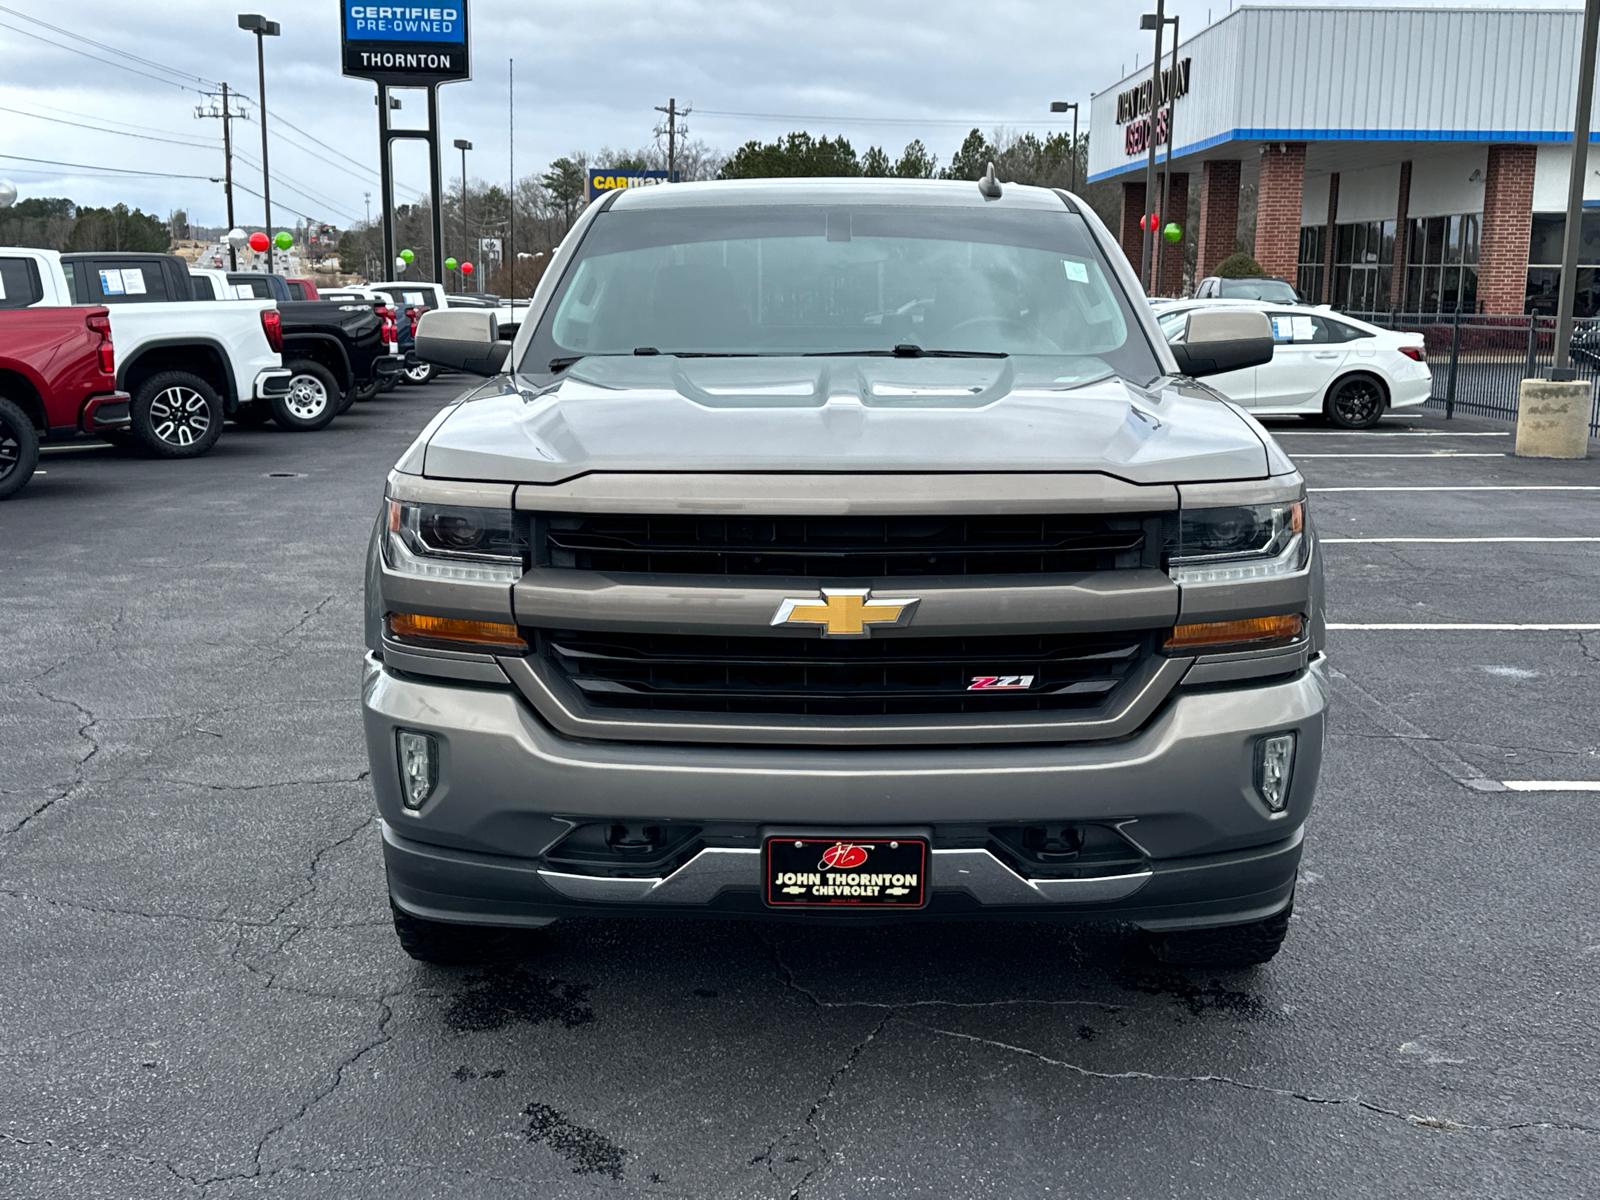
[771,588,920,638]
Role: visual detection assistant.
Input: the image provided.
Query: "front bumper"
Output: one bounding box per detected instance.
[363,652,1327,931]
[253,369,293,400]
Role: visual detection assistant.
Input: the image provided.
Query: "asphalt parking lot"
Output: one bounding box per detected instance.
[2,389,1597,1198]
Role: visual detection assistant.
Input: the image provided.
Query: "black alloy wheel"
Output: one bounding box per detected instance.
[1323,373,1387,429]
[0,396,40,501]
[131,371,224,458]
[270,360,341,432]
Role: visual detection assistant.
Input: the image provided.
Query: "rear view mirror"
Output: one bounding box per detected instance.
[415,309,512,376]
[1169,309,1275,378]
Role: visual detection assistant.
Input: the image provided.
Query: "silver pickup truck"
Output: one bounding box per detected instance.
[363,176,1325,969]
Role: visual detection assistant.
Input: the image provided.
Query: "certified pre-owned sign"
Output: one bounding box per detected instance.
[341,2,470,84]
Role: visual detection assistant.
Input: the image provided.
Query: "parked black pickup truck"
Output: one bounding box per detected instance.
[224,272,404,430]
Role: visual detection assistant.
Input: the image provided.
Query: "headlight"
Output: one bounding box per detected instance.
[1168,500,1306,585]
[384,500,527,584]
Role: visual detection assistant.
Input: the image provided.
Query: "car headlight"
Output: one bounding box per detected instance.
[1167,500,1307,585]
[384,499,527,584]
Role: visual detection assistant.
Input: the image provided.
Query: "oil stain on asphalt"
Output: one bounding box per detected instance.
[522,1102,627,1180]
[443,967,596,1032]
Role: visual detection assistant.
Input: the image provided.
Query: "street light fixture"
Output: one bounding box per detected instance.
[454,138,472,293]
[1137,4,1169,292]
[237,14,280,273]
[1049,101,1080,194]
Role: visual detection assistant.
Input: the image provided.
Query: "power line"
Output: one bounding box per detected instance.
[694,108,1081,128]
[0,153,217,180]
[22,97,218,142]
[230,181,344,230]
[0,104,220,150]
[232,95,381,182]
[0,3,220,88]
[233,150,362,223]
[0,19,211,94]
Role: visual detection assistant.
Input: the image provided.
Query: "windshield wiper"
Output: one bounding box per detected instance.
[803,345,1009,359]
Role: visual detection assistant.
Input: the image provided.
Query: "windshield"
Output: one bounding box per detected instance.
[1217,278,1301,303]
[522,203,1160,384]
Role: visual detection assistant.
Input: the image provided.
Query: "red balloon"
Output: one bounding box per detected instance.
[460,261,474,275]
[248,231,270,252]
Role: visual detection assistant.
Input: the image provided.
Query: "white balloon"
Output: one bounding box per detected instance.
[226,227,249,249]
[0,179,17,209]
[394,256,408,271]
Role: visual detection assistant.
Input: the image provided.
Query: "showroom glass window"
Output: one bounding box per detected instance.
[1401,214,1478,314]
[1525,212,1600,317]
[1297,220,1396,313]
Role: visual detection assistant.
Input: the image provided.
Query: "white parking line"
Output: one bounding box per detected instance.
[1293,452,1507,458]
[1273,431,1509,437]
[1327,623,1600,630]
[1311,486,1600,493]
[1502,781,1600,792]
[1321,536,1600,544]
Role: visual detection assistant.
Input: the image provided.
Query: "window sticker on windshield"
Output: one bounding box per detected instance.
[1271,316,1292,340]
[99,269,126,296]
[122,268,147,295]
[1292,316,1315,342]
[403,291,425,304]
[233,285,256,300]
[1063,260,1090,284]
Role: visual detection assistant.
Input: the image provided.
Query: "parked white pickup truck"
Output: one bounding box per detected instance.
[0,248,291,457]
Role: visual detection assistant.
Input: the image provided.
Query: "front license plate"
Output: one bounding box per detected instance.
[764,837,928,908]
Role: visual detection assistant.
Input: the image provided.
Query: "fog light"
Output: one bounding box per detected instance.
[397,730,438,810]
[1254,733,1296,812]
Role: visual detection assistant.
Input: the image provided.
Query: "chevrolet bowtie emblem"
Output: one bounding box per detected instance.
[771,588,920,638]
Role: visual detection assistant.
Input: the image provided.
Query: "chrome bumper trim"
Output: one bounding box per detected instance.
[534,846,1151,907]
[254,368,293,399]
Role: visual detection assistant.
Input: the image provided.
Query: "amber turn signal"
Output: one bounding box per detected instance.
[387,611,528,650]
[1164,613,1304,650]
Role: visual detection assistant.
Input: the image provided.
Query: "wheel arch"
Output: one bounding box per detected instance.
[120,340,235,409]
[0,366,47,432]
[283,334,353,391]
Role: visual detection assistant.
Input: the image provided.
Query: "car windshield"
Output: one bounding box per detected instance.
[1217,278,1301,303]
[522,203,1160,385]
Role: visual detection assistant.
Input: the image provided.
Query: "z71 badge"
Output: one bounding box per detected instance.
[967,675,1035,691]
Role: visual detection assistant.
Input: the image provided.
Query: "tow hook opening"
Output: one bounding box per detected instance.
[543,821,705,878]
[987,824,1148,880]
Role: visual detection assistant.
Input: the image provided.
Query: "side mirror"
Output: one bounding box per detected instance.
[1169,309,1275,378]
[414,309,512,375]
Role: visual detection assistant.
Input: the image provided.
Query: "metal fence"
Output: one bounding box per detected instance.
[1347,312,1600,435]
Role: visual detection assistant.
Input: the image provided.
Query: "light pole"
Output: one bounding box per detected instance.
[1153,12,1180,296]
[237,14,280,273]
[1138,3,1167,292]
[1553,0,1600,377]
[454,138,472,294]
[1049,101,1080,194]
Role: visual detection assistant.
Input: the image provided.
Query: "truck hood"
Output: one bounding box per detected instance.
[420,356,1271,485]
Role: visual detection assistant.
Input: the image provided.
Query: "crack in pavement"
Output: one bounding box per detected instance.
[1327,668,1504,791]
[0,1128,202,1192]
[5,687,101,838]
[909,1022,1600,1140]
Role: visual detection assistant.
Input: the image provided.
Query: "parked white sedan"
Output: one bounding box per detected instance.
[1157,300,1432,428]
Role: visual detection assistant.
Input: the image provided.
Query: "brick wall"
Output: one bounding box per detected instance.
[1154,172,1190,297]
[1119,180,1146,273]
[1196,159,1240,280]
[1479,145,1536,316]
[1254,142,1306,282]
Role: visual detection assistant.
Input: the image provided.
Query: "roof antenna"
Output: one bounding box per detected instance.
[978,161,1002,199]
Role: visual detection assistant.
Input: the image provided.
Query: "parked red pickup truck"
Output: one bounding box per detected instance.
[0,306,129,500]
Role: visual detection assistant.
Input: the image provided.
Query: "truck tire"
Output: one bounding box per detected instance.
[271,360,340,432]
[390,900,534,966]
[401,362,437,386]
[131,371,224,458]
[0,397,40,501]
[1146,897,1293,968]
[353,379,384,404]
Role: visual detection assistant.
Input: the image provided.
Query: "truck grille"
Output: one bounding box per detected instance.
[538,628,1156,716]
[545,514,1153,577]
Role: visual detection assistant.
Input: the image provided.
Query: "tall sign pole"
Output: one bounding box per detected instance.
[1139,0,1166,292]
[1553,0,1600,378]
[341,1,471,282]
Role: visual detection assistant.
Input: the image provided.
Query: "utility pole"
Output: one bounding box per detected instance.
[196,82,242,269]
[1553,0,1600,377]
[1138,2,1166,292]
[508,57,515,298]
[654,97,691,180]
[454,138,471,295]
[1049,100,1080,194]
[238,14,280,273]
[1155,12,1180,296]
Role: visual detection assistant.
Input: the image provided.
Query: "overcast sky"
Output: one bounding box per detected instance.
[0,0,1580,230]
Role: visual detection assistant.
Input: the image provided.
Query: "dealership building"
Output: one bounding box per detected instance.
[1087,6,1600,315]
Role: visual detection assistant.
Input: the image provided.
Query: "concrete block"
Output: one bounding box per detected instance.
[1515,379,1594,459]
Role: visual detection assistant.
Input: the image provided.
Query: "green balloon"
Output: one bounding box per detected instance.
[400,248,415,264]
[274,230,293,250]
[444,257,458,270]
[1163,223,1183,243]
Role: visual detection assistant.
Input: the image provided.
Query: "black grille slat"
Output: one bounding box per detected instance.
[541,629,1154,717]
[546,514,1150,577]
